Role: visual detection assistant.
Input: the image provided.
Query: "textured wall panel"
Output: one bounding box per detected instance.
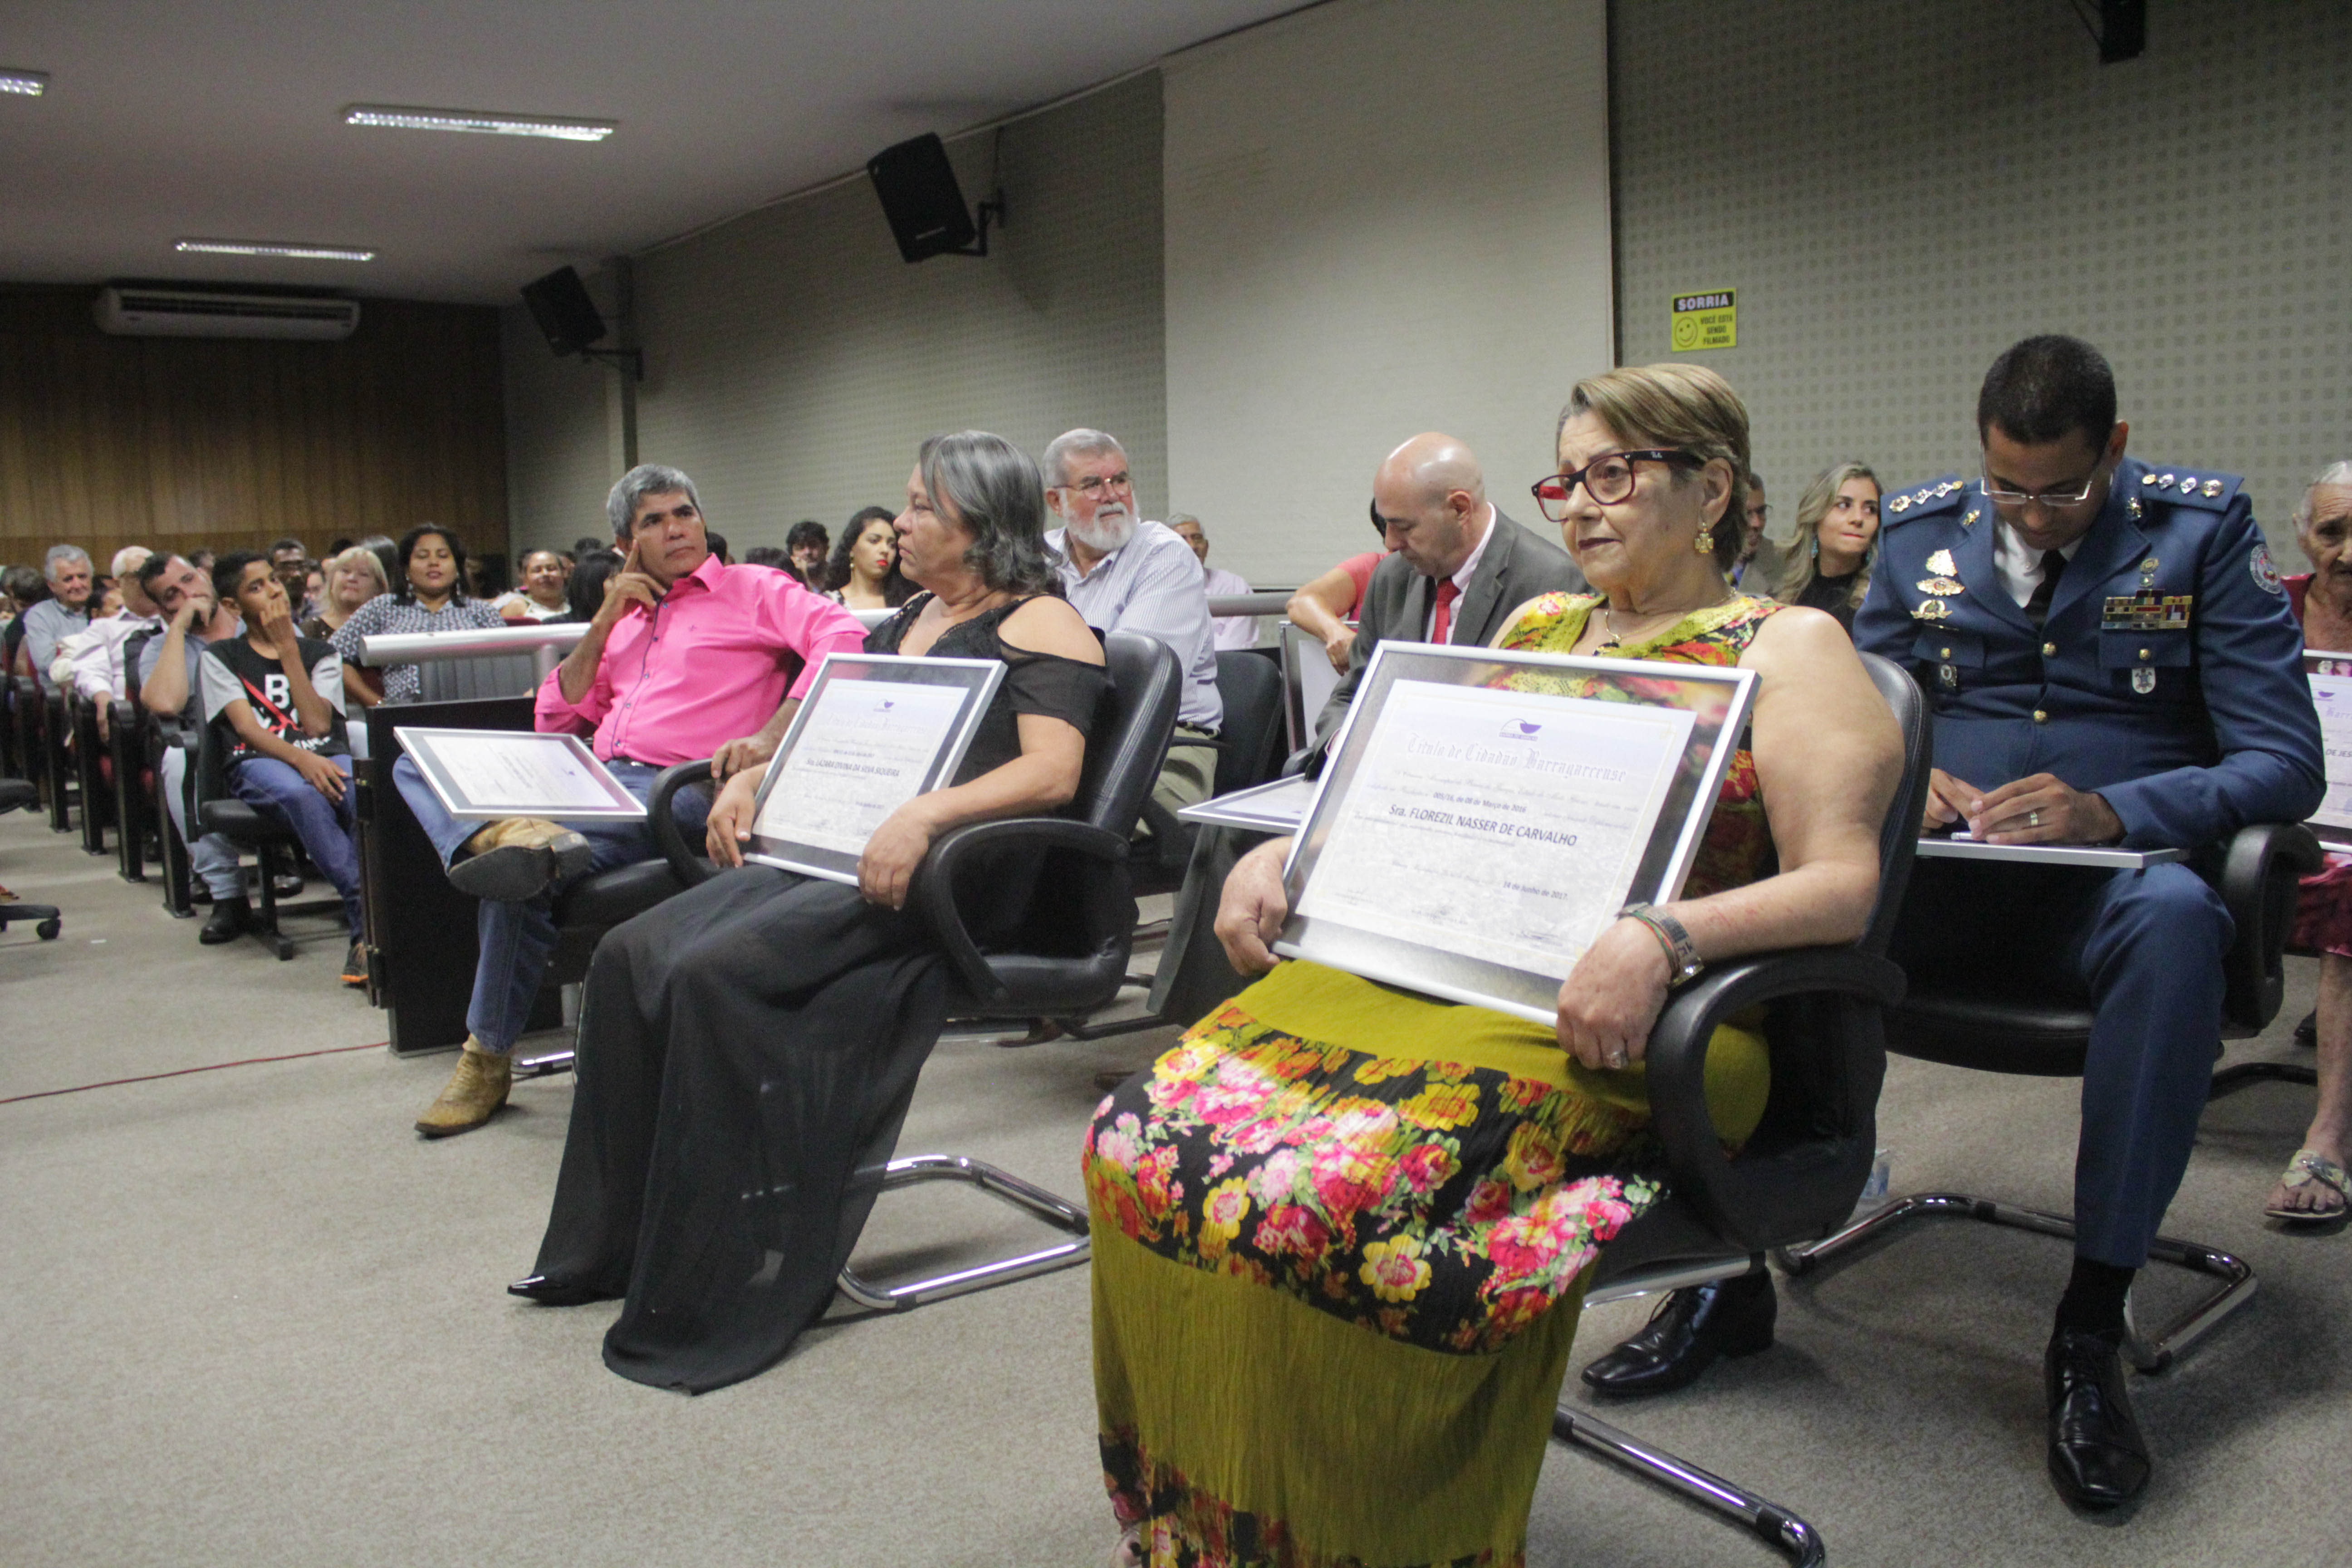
[508,73,1167,563]
[1163,0,1613,587]
[1612,0,2352,553]
[0,287,505,571]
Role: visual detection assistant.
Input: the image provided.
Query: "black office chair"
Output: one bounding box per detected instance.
[1132,646,1287,890]
[191,716,349,960]
[1547,650,1931,1567]
[591,631,1182,1311]
[0,777,64,941]
[68,691,115,858]
[1776,819,2321,1371]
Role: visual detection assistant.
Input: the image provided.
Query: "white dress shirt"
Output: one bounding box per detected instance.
[56,609,163,704]
[1202,564,1258,650]
[1046,519,1224,732]
[1425,503,1497,640]
[1992,519,2085,608]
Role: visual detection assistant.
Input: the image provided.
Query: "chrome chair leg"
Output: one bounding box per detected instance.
[1774,1192,2256,1372]
[833,1153,1091,1313]
[1553,1407,1826,1567]
[513,1047,576,1078]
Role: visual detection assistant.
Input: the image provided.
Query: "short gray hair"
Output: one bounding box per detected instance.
[110,545,152,578]
[2297,461,2352,526]
[1165,512,1202,531]
[44,544,90,580]
[606,464,702,540]
[1039,428,1127,489]
[919,431,1061,596]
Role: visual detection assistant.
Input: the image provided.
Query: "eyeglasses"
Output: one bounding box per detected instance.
[1530,450,1700,522]
[1058,470,1132,498]
[1977,472,2099,509]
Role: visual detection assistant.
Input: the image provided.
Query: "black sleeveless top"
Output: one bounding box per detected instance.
[866,593,1107,785]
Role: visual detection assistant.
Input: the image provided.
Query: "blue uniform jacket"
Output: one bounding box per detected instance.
[1853,458,2323,850]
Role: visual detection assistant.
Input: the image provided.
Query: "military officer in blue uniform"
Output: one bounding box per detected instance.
[1577,335,2323,1512]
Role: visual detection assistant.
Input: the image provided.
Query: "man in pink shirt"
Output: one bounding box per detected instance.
[398,463,867,1137]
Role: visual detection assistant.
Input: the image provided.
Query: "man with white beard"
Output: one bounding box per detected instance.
[1040,428,1223,824]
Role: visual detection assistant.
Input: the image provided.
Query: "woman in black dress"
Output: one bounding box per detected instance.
[1771,460,1882,630]
[513,431,1107,1394]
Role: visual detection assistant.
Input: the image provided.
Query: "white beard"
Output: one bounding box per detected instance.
[1064,505,1137,554]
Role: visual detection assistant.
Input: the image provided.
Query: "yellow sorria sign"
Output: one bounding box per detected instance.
[1670,289,1736,352]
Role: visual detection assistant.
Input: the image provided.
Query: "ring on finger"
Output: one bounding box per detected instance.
[2028,808,2041,827]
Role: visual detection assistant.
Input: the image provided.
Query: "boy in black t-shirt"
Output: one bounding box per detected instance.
[200,553,366,985]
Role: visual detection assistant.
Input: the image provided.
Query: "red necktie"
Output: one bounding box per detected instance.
[1431,578,1460,644]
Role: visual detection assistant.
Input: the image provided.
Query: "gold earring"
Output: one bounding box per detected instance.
[1694,526,1715,555]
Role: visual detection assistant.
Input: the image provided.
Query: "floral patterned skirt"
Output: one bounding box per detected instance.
[1085,960,1772,1568]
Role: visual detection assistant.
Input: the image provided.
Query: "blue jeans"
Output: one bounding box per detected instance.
[227,754,363,934]
[391,753,710,1054]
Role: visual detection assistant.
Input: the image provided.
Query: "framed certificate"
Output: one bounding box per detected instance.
[745,653,1006,883]
[2306,652,2352,846]
[1274,641,1760,1025]
[394,728,647,820]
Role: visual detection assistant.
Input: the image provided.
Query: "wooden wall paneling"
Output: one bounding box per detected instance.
[0,287,506,579]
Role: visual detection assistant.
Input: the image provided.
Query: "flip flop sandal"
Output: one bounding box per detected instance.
[2266,1148,2352,1223]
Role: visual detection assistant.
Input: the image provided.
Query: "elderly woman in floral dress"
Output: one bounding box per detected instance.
[1085,364,1902,1568]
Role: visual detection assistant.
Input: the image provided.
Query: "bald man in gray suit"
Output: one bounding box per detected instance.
[1310,431,1587,751]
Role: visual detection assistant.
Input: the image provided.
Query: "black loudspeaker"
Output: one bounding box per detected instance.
[867,133,981,262]
[520,266,608,357]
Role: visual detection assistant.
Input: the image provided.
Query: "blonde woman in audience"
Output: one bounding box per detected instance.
[1086,364,1900,1568]
[2270,459,2352,1225]
[493,548,573,622]
[301,545,388,641]
[1771,460,1882,629]
[823,505,911,610]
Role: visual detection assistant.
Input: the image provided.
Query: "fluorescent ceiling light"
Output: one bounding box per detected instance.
[0,68,49,96]
[176,238,377,263]
[343,104,614,142]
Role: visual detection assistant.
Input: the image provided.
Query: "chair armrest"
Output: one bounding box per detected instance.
[647,760,717,889]
[2211,820,2323,1032]
[915,816,1131,1000]
[1642,946,1906,1253]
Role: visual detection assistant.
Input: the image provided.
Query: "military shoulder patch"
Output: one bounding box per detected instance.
[1882,475,1968,525]
[2249,542,2284,596]
[2134,466,2241,511]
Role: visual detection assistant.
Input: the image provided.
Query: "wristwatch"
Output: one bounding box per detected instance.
[1621,903,1705,985]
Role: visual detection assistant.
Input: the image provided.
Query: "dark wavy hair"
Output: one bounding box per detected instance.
[566,549,623,622]
[824,505,914,606]
[395,525,472,604]
[917,433,1060,596]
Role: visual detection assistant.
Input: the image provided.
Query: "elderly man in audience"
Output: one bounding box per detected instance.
[1309,431,1587,752]
[55,546,162,741]
[23,545,96,694]
[2270,460,2352,1227]
[136,552,258,942]
[1593,334,2322,1514]
[1285,505,1398,675]
[1040,427,1222,821]
[392,462,867,1138]
[1166,512,1258,650]
[201,553,367,985]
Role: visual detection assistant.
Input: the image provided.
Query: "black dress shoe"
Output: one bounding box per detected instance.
[507,1274,616,1307]
[199,896,250,945]
[2045,1328,2151,1509]
[1581,1271,1776,1396]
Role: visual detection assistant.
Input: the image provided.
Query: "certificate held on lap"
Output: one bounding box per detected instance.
[1279,643,1756,1024]
[746,654,1004,883]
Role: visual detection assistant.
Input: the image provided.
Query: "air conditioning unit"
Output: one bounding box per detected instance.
[93,286,361,341]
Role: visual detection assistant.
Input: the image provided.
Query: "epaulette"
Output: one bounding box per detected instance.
[2131,465,2240,511]
[1881,474,1969,524]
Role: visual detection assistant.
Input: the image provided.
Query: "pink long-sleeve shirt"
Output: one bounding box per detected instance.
[534,555,869,765]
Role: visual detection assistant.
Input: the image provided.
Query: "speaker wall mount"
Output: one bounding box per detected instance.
[867,131,1006,263]
[520,264,641,380]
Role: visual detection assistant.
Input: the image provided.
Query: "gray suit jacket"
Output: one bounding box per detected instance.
[1311,506,1588,748]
